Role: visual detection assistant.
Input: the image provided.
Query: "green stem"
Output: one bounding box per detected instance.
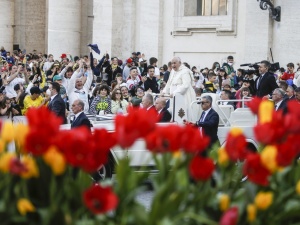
[173,212,218,225]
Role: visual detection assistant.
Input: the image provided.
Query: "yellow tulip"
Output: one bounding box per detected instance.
[1,121,14,143]
[14,124,29,148]
[0,153,16,173]
[254,191,273,210]
[261,145,278,173]
[172,150,182,159]
[43,146,66,175]
[247,204,257,222]
[0,139,5,153]
[21,156,39,179]
[218,147,229,167]
[229,127,243,137]
[219,194,230,211]
[258,100,274,124]
[296,180,300,195]
[17,198,36,215]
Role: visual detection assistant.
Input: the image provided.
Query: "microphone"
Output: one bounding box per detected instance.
[240,63,252,67]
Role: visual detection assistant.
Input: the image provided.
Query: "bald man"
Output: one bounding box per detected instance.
[155,97,172,122]
[162,57,196,120]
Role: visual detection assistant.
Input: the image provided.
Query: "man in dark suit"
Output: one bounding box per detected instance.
[48,82,67,124]
[255,61,278,97]
[70,99,91,129]
[272,88,288,113]
[184,95,219,149]
[286,85,295,101]
[155,97,172,122]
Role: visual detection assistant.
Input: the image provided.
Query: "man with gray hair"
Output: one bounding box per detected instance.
[272,88,287,112]
[286,85,295,100]
[70,99,91,129]
[162,56,196,120]
[184,95,219,150]
[142,93,156,111]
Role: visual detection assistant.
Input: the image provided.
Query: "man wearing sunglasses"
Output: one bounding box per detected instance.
[184,95,219,149]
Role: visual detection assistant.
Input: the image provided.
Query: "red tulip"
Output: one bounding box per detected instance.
[246,97,263,115]
[83,184,118,214]
[9,158,28,175]
[145,125,183,153]
[220,207,239,225]
[254,111,285,145]
[225,128,248,161]
[115,107,158,148]
[276,134,300,167]
[189,156,215,181]
[25,107,62,155]
[243,153,270,186]
[181,124,210,154]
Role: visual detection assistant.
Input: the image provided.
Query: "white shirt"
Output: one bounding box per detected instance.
[50,94,58,102]
[275,100,283,111]
[201,108,212,122]
[5,77,25,98]
[67,70,93,113]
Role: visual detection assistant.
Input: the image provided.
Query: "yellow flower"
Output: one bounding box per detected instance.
[296,180,300,194]
[43,146,66,175]
[172,150,182,159]
[17,198,36,215]
[254,191,273,210]
[219,194,230,211]
[218,147,229,167]
[247,204,257,222]
[258,100,274,124]
[14,124,29,148]
[0,139,5,153]
[1,121,14,143]
[229,127,243,137]
[0,152,16,173]
[21,156,39,179]
[261,145,278,173]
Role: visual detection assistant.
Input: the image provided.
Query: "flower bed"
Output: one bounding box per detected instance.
[0,99,300,225]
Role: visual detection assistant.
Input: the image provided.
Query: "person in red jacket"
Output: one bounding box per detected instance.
[280,63,295,85]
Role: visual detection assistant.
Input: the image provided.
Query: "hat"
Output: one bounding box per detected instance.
[87,44,100,55]
[132,52,137,55]
[53,75,62,81]
[30,86,41,95]
[127,58,133,64]
[120,83,127,88]
[219,68,225,72]
[136,52,141,56]
[60,53,67,58]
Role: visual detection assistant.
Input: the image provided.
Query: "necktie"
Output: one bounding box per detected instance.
[199,111,206,122]
[274,104,278,111]
[257,75,263,89]
[72,116,76,124]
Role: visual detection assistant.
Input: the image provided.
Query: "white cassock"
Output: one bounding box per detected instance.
[163,65,196,121]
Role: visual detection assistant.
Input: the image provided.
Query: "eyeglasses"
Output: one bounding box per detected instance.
[137,90,144,93]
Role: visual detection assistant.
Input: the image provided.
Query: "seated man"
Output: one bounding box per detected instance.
[155,97,171,122]
[142,93,156,111]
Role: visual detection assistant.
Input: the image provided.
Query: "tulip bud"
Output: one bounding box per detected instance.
[219,194,230,211]
[254,191,273,210]
[247,204,257,222]
[258,100,274,124]
[260,145,278,173]
[17,198,36,215]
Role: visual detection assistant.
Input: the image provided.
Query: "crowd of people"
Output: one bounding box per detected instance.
[0,45,299,126]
